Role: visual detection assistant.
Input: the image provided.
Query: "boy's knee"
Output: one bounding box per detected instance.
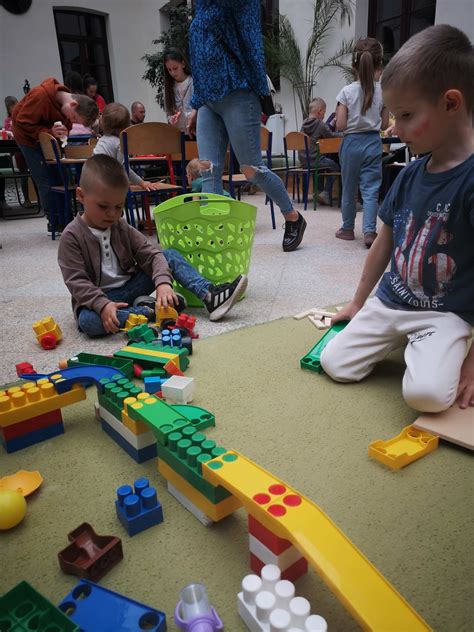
[320,346,359,383]
[403,380,455,413]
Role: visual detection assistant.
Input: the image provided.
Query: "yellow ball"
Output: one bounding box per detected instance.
[0,489,27,530]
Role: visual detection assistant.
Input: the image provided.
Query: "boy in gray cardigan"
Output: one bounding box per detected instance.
[58,155,248,336]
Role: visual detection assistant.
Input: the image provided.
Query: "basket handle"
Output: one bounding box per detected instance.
[183,193,233,216]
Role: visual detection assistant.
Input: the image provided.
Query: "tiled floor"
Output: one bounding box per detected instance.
[0,193,373,381]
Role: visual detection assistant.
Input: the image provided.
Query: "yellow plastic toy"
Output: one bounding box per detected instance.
[0,489,27,529]
[155,305,178,327]
[0,470,43,497]
[32,316,62,350]
[123,313,148,331]
[369,425,439,470]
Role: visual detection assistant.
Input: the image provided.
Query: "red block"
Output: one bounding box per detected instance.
[248,515,292,554]
[16,362,35,377]
[1,409,63,442]
[250,552,308,583]
[163,360,184,377]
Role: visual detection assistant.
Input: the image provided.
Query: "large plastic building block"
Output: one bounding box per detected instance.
[155,304,179,327]
[164,360,185,377]
[66,353,134,379]
[249,534,306,574]
[122,408,151,436]
[1,408,62,442]
[58,522,123,582]
[58,580,166,631]
[125,394,191,445]
[0,470,43,496]
[101,420,157,464]
[127,323,156,343]
[97,377,142,420]
[237,565,326,632]
[144,376,166,394]
[0,380,86,427]
[170,404,215,432]
[0,580,79,631]
[162,375,195,404]
[248,515,292,555]
[15,361,34,377]
[99,405,157,451]
[167,481,213,527]
[175,313,199,338]
[203,450,431,632]
[123,312,148,331]
[300,321,348,373]
[158,459,241,522]
[249,553,308,585]
[23,366,127,395]
[2,421,64,453]
[369,425,439,470]
[32,316,62,350]
[140,367,167,378]
[115,477,163,536]
[156,428,231,503]
[115,341,189,372]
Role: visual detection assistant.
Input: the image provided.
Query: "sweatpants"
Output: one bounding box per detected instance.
[321,297,472,413]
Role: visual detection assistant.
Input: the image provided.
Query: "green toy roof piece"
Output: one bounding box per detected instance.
[114,342,189,371]
[300,321,348,373]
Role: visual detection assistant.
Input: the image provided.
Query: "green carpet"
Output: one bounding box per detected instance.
[1,317,472,631]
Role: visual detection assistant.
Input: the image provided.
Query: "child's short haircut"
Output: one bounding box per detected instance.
[74,95,99,127]
[382,25,474,112]
[101,103,131,137]
[80,154,129,192]
[309,97,326,112]
[186,158,201,180]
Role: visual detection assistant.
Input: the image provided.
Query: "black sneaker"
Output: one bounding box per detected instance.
[133,293,187,314]
[47,222,63,234]
[204,275,248,321]
[282,212,307,252]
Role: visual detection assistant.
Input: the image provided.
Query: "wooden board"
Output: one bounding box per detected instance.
[413,406,474,450]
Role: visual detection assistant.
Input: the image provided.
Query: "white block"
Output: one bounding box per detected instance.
[249,534,303,571]
[162,375,195,404]
[167,482,213,526]
[323,317,332,327]
[270,608,291,630]
[308,316,327,330]
[289,597,311,629]
[305,614,328,631]
[99,405,156,449]
[242,575,263,605]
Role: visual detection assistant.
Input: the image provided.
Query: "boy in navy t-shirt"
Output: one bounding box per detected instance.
[321,25,474,413]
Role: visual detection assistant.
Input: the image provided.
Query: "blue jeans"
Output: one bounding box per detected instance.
[197,89,294,215]
[339,132,382,233]
[319,156,339,194]
[77,250,211,337]
[17,143,52,219]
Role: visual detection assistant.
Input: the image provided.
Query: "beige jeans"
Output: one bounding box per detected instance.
[321,297,472,412]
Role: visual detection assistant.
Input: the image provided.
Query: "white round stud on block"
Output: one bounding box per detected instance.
[289,596,311,628]
[255,590,277,622]
[275,579,295,608]
[270,608,292,631]
[242,574,262,605]
[305,614,328,631]
[261,564,281,591]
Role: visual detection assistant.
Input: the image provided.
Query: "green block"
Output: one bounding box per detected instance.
[300,321,348,373]
[0,580,79,631]
[171,404,215,431]
[98,378,142,419]
[140,368,167,379]
[67,352,134,379]
[127,323,156,343]
[114,342,189,371]
[126,395,190,445]
[156,428,231,503]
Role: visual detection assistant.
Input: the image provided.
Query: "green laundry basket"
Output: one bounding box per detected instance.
[153,193,257,307]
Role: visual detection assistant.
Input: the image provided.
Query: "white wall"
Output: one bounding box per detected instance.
[435,0,473,36]
[0,0,168,122]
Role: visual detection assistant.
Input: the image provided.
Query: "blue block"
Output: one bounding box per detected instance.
[2,422,64,453]
[100,420,157,463]
[115,477,163,536]
[58,579,167,631]
[144,376,164,394]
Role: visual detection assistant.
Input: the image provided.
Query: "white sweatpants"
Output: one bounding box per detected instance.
[321,297,472,413]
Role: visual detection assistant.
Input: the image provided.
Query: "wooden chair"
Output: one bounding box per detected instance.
[64,144,94,159]
[39,132,78,238]
[120,122,185,232]
[222,127,276,228]
[314,137,342,209]
[280,131,316,210]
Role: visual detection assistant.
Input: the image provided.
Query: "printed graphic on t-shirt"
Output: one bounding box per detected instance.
[390,203,456,309]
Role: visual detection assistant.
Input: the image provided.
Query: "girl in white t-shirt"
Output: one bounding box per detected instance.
[163,48,196,135]
[335,38,389,247]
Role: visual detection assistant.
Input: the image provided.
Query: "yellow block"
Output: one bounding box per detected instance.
[158,459,241,522]
[32,316,62,343]
[0,381,86,427]
[123,313,148,331]
[121,408,149,436]
[120,346,179,362]
[203,450,432,632]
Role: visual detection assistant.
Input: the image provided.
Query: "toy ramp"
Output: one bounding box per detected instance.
[203,450,431,632]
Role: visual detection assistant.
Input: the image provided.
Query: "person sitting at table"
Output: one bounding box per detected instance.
[131,101,146,125]
[84,75,107,113]
[2,96,33,210]
[93,102,161,192]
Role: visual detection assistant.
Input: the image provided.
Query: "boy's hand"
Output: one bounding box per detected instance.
[332,301,362,324]
[156,284,178,309]
[456,351,474,409]
[52,122,68,138]
[101,301,128,334]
